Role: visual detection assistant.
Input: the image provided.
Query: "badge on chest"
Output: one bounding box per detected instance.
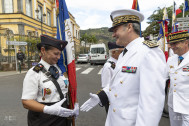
[122,66,137,73]
[183,66,189,72]
[42,88,52,101]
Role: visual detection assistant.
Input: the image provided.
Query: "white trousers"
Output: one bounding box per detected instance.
[169,107,189,126]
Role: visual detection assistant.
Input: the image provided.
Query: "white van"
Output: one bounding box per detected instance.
[89,43,107,65]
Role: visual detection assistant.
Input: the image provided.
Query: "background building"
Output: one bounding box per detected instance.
[0,0,80,67]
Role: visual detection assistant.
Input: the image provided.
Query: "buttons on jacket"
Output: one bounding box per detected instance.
[113,109,116,112]
[120,81,123,84]
[174,84,176,86]
[114,94,117,97]
[174,90,176,92]
[109,88,111,91]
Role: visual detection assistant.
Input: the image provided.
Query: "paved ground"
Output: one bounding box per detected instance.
[0,64,170,126]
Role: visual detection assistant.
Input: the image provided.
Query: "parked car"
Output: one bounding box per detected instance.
[77,54,89,63]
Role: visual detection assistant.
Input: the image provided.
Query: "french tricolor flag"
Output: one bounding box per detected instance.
[174,1,182,15]
[56,0,77,109]
[132,0,140,11]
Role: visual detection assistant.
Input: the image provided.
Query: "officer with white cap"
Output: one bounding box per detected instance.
[101,42,124,113]
[81,9,167,126]
[21,35,79,126]
[166,30,189,126]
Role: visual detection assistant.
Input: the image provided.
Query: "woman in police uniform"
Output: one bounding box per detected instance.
[21,35,78,126]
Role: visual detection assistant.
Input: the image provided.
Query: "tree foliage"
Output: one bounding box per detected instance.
[142,2,189,39]
[80,33,97,44]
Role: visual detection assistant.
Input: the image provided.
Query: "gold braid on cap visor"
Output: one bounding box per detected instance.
[112,15,140,26]
[168,32,189,43]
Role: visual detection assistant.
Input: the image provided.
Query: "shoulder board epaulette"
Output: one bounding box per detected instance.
[33,63,44,73]
[108,61,116,69]
[143,41,159,48]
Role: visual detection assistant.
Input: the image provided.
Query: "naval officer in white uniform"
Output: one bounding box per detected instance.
[101,42,124,88]
[80,9,167,126]
[166,30,189,126]
[101,42,124,113]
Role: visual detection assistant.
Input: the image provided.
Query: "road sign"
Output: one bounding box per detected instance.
[177,17,189,22]
[178,22,189,28]
[6,41,27,45]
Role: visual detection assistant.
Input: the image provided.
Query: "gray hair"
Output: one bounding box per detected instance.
[109,48,120,56]
[123,23,140,35]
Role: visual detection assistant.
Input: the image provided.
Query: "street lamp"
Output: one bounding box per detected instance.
[6,29,11,63]
[35,9,46,35]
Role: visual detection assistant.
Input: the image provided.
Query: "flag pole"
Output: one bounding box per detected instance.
[183,0,185,17]
[162,22,166,52]
[172,1,174,27]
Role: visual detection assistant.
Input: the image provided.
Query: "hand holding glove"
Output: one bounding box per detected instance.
[80,93,100,112]
[43,98,74,117]
[73,103,79,119]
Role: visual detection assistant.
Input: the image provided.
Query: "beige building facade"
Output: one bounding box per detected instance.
[0,0,80,60]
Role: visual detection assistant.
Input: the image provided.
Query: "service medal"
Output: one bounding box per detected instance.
[122,66,137,73]
[46,88,51,95]
[42,97,45,101]
[183,67,189,72]
[42,88,46,100]
[64,80,68,88]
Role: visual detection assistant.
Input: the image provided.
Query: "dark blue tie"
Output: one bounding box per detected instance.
[48,66,59,79]
[178,56,184,65]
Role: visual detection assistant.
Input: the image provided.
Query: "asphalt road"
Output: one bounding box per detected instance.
[0,63,170,126]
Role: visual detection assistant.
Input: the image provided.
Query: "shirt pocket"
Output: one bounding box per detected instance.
[178,92,189,101]
[40,80,55,97]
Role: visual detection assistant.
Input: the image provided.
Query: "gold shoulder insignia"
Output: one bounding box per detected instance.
[33,64,44,73]
[143,41,159,48]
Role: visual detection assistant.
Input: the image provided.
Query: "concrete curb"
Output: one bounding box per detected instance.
[0,71,27,77]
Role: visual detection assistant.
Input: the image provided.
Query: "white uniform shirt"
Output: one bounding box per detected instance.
[103,37,167,126]
[21,59,69,103]
[169,48,175,57]
[101,57,117,88]
[167,51,189,114]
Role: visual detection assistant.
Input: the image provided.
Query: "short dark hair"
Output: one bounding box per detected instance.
[41,45,54,51]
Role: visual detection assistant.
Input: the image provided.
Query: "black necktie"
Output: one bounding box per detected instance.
[178,56,184,65]
[48,66,59,79]
[123,48,128,56]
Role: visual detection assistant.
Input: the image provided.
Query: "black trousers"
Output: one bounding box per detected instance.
[28,102,72,126]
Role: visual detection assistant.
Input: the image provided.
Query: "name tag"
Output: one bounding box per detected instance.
[122,66,137,73]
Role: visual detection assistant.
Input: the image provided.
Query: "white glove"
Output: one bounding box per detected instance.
[80,93,100,112]
[73,103,79,119]
[43,98,74,117]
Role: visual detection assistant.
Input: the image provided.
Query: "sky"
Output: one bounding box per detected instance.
[66,0,183,31]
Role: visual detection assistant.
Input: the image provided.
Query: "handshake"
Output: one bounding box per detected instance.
[43,98,79,118]
[43,93,100,118]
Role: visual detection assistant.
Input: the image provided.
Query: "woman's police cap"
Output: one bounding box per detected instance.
[167,30,189,44]
[108,42,124,50]
[108,9,144,32]
[37,35,68,51]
